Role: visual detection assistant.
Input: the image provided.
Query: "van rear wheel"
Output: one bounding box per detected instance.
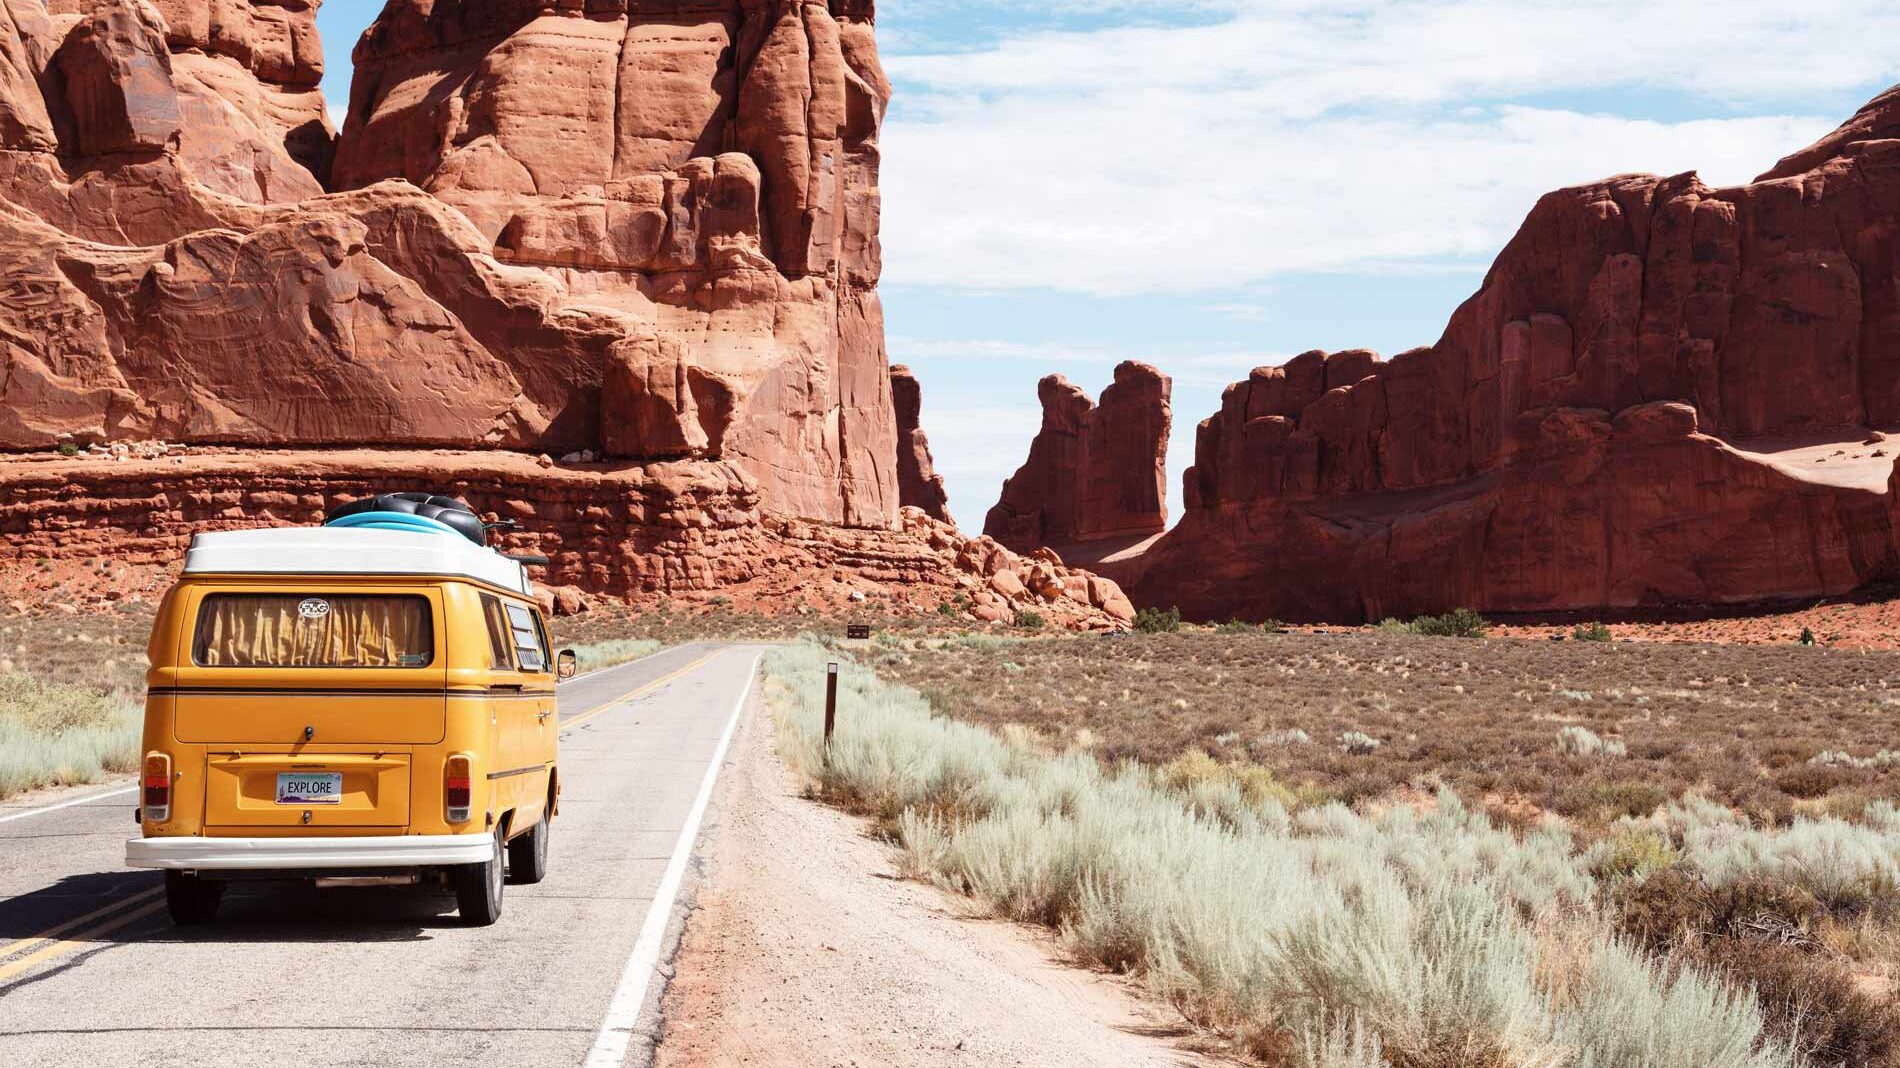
[506,808,549,885]
[454,826,505,926]
[164,871,223,925]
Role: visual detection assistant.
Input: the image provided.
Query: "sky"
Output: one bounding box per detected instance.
[313,0,1900,530]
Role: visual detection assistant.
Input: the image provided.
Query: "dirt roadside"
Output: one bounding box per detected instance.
[655,694,1222,1068]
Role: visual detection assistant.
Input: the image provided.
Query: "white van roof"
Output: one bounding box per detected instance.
[183,528,533,596]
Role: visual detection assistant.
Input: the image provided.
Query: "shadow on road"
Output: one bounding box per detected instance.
[0,871,467,947]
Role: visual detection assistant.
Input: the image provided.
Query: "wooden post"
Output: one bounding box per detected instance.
[824,662,839,753]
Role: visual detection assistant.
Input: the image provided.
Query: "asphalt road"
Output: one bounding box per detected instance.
[0,641,764,1068]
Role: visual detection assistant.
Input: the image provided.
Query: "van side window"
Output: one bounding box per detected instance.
[504,603,548,672]
[480,595,514,670]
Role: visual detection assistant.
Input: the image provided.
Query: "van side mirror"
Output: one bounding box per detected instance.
[557,650,578,680]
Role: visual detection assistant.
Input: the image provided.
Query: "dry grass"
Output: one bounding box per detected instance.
[763,642,1900,1068]
[858,629,1900,829]
[0,605,151,798]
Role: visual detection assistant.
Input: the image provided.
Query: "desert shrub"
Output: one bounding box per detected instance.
[1133,606,1182,634]
[1215,619,1260,634]
[1556,779,1669,821]
[1158,750,1297,815]
[1810,749,1900,771]
[1613,870,1822,951]
[1379,610,1487,638]
[1557,725,1628,758]
[764,644,1803,1068]
[1697,938,1900,1068]
[0,671,142,798]
[1338,730,1382,755]
[1587,827,1680,882]
[1612,869,1897,1067]
[1013,609,1045,631]
[1410,609,1488,638]
[1571,621,1613,642]
[1261,619,1288,634]
[55,442,80,457]
[1628,798,1900,915]
[1555,940,1796,1068]
[1775,761,1858,799]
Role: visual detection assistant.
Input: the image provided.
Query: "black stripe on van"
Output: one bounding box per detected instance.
[486,764,549,781]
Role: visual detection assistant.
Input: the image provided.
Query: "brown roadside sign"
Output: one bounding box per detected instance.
[846,624,872,640]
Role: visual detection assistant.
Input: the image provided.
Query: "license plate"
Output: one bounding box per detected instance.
[276,773,343,806]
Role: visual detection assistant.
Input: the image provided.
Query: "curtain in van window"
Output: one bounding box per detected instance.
[193,595,434,668]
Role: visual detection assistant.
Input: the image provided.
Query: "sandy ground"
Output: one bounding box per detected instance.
[655,697,1221,1068]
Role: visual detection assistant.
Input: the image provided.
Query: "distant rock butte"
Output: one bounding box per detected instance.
[890,365,950,523]
[994,86,1900,622]
[984,361,1171,553]
[0,0,1137,629]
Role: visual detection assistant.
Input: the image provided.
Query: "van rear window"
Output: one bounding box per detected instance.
[192,594,435,668]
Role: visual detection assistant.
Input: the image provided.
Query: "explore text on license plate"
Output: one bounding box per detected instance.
[276,773,343,805]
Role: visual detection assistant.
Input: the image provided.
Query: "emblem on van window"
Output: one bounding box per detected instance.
[297,598,332,620]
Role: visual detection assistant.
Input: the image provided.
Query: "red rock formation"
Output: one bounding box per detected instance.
[984,361,1171,553]
[1115,88,1900,622]
[889,364,949,522]
[0,0,898,531]
[329,0,896,526]
[0,449,1137,630]
[0,1,1136,630]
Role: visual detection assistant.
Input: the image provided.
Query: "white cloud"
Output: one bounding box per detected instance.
[879,0,1899,296]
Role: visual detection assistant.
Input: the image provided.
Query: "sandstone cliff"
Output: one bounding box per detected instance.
[0,0,1138,629]
[0,0,897,528]
[1013,87,1900,622]
[1169,90,1900,619]
[983,361,1170,554]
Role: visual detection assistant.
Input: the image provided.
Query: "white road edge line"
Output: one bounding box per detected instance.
[0,784,137,827]
[583,649,763,1068]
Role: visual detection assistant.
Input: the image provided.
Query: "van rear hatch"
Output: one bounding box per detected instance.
[168,587,448,831]
[204,751,412,829]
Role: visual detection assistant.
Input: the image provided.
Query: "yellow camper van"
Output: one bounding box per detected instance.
[126,494,576,927]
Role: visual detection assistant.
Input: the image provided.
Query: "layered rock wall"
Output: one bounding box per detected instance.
[0,449,1138,629]
[984,361,1170,553]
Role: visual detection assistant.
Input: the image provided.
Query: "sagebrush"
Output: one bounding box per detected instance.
[763,644,1900,1067]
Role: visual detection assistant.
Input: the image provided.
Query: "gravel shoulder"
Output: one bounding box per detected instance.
[655,694,1222,1068]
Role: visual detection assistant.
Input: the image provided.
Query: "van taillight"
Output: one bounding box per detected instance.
[143,753,172,823]
[445,754,473,824]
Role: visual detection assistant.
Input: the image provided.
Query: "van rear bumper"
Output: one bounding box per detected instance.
[126,833,494,871]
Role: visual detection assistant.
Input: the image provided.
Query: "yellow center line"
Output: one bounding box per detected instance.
[559,651,720,733]
[0,899,167,985]
[0,885,165,962]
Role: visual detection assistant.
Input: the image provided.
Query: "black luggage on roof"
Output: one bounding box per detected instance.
[326,493,488,547]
